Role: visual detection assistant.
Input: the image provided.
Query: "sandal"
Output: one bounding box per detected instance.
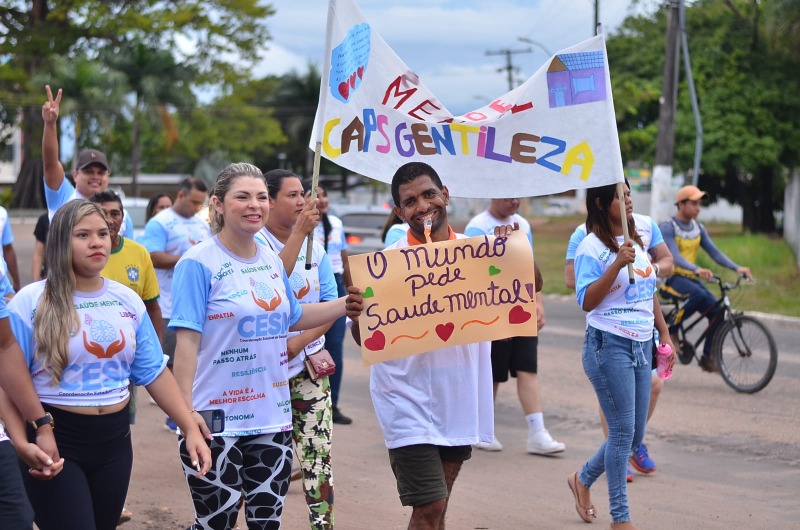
[567,471,596,523]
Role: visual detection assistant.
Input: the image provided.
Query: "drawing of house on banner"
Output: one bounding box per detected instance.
[546,51,607,108]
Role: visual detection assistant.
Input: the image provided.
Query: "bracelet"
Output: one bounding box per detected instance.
[653,263,660,277]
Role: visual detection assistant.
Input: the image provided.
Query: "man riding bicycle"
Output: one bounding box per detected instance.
[659,185,752,373]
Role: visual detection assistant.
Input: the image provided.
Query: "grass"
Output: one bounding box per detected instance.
[527,215,800,318]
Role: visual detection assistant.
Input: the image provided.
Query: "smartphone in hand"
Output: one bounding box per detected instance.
[198,409,225,433]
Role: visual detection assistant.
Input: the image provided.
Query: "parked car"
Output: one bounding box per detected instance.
[331,205,391,255]
[121,196,150,240]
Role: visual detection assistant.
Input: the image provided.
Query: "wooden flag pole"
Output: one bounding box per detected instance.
[617,182,635,284]
[304,142,323,270]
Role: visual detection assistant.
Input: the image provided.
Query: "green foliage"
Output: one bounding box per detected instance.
[607,0,800,232]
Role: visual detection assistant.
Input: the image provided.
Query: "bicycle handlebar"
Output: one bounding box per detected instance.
[707,272,749,292]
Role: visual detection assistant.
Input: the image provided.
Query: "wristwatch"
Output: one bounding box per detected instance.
[30,413,54,431]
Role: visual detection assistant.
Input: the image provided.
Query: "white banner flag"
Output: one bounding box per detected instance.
[311,0,625,198]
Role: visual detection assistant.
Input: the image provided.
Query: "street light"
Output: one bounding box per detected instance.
[517,37,554,57]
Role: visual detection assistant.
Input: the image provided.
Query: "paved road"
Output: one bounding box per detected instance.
[8,217,799,529]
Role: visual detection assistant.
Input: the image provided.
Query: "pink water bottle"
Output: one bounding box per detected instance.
[656,343,673,380]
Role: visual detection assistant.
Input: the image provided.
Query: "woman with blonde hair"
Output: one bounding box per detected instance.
[0,199,210,530]
[171,163,363,530]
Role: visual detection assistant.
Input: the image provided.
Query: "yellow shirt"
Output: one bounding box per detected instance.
[102,237,160,303]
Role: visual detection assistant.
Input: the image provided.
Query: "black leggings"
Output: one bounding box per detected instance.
[23,404,132,530]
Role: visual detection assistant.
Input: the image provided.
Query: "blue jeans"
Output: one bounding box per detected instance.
[664,275,721,357]
[325,272,347,406]
[579,326,652,524]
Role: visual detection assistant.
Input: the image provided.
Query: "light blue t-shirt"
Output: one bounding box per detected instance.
[574,235,657,342]
[44,177,135,238]
[169,236,303,436]
[8,279,166,406]
[566,213,663,261]
[140,208,211,318]
[384,222,409,247]
[256,227,338,377]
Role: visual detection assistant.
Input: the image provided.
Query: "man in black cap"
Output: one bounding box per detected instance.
[41,85,135,238]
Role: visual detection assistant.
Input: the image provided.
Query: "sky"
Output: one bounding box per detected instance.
[255,0,658,116]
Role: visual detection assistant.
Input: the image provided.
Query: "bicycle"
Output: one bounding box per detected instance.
[659,273,778,393]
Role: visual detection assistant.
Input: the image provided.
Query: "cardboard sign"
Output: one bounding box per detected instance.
[349,231,537,365]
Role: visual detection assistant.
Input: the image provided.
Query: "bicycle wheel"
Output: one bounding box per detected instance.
[712,315,778,393]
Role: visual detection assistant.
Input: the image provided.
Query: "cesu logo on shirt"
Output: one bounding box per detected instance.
[82,315,126,359]
[237,312,289,338]
[237,278,289,338]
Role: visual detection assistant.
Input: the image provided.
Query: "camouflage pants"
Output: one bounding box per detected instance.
[291,370,334,529]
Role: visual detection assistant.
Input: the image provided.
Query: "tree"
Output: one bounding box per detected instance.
[102,39,195,196]
[607,0,800,232]
[266,63,322,179]
[0,0,274,207]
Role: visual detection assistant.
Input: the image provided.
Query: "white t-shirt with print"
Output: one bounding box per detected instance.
[574,234,657,341]
[8,279,167,407]
[169,237,303,436]
[368,233,494,449]
[256,227,338,377]
[313,214,347,274]
[141,208,211,318]
[464,210,534,248]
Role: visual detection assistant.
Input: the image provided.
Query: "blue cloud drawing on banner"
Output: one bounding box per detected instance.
[328,23,371,104]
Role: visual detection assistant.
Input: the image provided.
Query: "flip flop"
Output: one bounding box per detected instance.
[567,471,596,523]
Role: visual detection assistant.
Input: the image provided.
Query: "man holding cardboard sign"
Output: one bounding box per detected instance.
[350,162,542,530]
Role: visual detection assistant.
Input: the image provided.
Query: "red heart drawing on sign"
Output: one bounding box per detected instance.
[357,66,364,79]
[349,72,357,88]
[508,305,532,324]
[338,81,350,100]
[435,322,455,342]
[364,330,386,351]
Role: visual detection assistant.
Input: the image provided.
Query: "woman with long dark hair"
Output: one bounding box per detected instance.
[568,183,674,529]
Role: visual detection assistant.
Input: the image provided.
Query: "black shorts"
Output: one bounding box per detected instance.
[490,335,538,381]
[162,318,177,365]
[388,444,472,506]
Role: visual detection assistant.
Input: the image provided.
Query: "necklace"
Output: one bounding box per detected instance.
[218,233,256,259]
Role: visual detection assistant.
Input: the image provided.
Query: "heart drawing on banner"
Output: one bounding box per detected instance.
[362,286,375,298]
[508,305,532,325]
[364,331,386,351]
[488,265,502,276]
[435,322,455,342]
[338,82,350,100]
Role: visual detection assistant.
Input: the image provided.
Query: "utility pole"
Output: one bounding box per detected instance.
[651,0,682,223]
[595,0,600,35]
[486,48,531,91]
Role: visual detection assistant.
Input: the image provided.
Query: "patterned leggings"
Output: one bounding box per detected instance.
[179,430,292,530]
[292,370,334,529]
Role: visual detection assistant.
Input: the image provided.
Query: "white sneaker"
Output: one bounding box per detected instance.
[527,429,566,455]
[474,437,503,451]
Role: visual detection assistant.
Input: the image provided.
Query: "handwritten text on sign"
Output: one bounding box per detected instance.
[349,231,538,365]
